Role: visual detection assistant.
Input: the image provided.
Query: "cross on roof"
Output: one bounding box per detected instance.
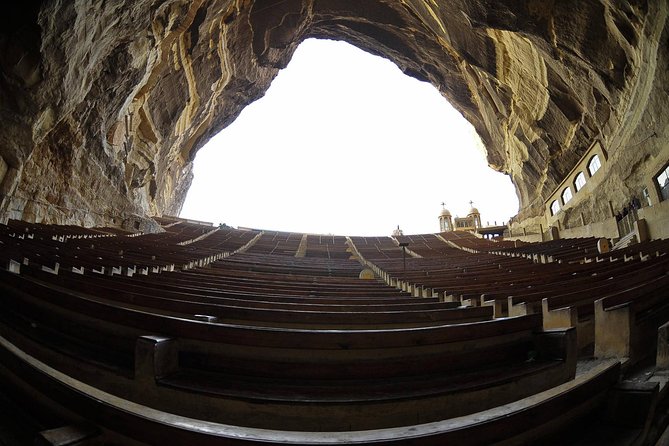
[441,202,446,209]
[469,200,474,207]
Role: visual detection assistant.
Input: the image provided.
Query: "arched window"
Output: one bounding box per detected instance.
[561,187,573,204]
[656,164,669,201]
[550,200,560,216]
[588,154,601,176]
[574,172,587,192]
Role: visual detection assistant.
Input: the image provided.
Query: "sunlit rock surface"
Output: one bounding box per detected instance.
[0,1,667,227]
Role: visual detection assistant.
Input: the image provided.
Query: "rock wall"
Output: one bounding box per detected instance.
[0,0,667,229]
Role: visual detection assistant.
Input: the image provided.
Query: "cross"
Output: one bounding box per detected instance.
[441,202,446,209]
[469,200,474,207]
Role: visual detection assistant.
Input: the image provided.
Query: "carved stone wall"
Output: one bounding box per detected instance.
[0,1,667,229]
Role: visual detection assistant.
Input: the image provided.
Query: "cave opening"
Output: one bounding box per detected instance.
[179,38,518,235]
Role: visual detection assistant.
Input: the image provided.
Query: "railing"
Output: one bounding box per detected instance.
[505,225,542,238]
[616,208,638,237]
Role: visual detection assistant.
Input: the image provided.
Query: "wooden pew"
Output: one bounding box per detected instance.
[594,272,669,365]
[541,258,669,351]
[527,255,669,311]
[17,266,491,329]
[0,333,619,445]
[0,269,576,430]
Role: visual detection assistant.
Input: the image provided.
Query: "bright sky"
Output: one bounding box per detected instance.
[180,38,519,236]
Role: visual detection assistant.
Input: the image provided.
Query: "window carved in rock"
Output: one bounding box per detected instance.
[588,154,601,176]
[550,200,560,216]
[574,172,586,192]
[561,187,573,205]
[656,164,669,201]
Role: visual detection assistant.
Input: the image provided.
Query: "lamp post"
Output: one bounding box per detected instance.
[399,242,409,271]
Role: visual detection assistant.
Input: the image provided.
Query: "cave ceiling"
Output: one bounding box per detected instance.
[0,0,667,228]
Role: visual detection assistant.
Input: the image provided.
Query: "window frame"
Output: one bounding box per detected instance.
[588,154,601,176]
[574,172,587,192]
[656,164,669,202]
[561,186,573,205]
[550,200,560,216]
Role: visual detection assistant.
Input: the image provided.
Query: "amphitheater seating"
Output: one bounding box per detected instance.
[505,251,669,309]
[472,236,600,263]
[5,219,129,239]
[349,235,406,259]
[541,256,669,350]
[185,226,259,251]
[0,219,262,275]
[0,266,577,431]
[394,233,457,257]
[244,231,302,255]
[15,263,491,329]
[352,233,669,364]
[304,234,351,259]
[141,220,216,244]
[3,220,669,444]
[0,333,618,445]
[355,240,554,301]
[583,238,669,263]
[595,272,669,363]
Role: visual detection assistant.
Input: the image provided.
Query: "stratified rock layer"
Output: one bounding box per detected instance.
[0,1,667,228]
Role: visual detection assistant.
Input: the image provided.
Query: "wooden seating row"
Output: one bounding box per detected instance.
[0,222,640,444]
[358,232,669,368]
[243,231,303,256]
[582,237,669,263]
[0,225,258,275]
[481,253,657,304]
[500,257,669,314]
[0,267,576,431]
[475,237,600,263]
[217,252,366,277]
[304,234,351,259]
[594,271,669,363]
[186,227,260,251]
[439,232,511,252]
[365,250,549,299]
[5,219,127,239]
[34,264,419,304]
[16,265,488,329]
[147,220,217,244]
[349,236,407,259]
[183,255,405,297]
[0,332,618,445]
[393,233,456,257]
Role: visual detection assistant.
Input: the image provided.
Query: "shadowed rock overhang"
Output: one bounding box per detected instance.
[0,0,667,229]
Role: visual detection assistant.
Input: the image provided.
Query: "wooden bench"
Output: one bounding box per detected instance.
[541,258,669,351]
[0,269,576,430]
[0,333,618,445]
[18,266,490,329]
[594,272,669,364]
[509,254,669,313]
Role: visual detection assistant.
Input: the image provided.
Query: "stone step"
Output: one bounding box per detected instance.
[295,233,308,257]
[613,232,637,250]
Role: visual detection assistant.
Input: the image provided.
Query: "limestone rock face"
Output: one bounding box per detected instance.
[0,1,667,227]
